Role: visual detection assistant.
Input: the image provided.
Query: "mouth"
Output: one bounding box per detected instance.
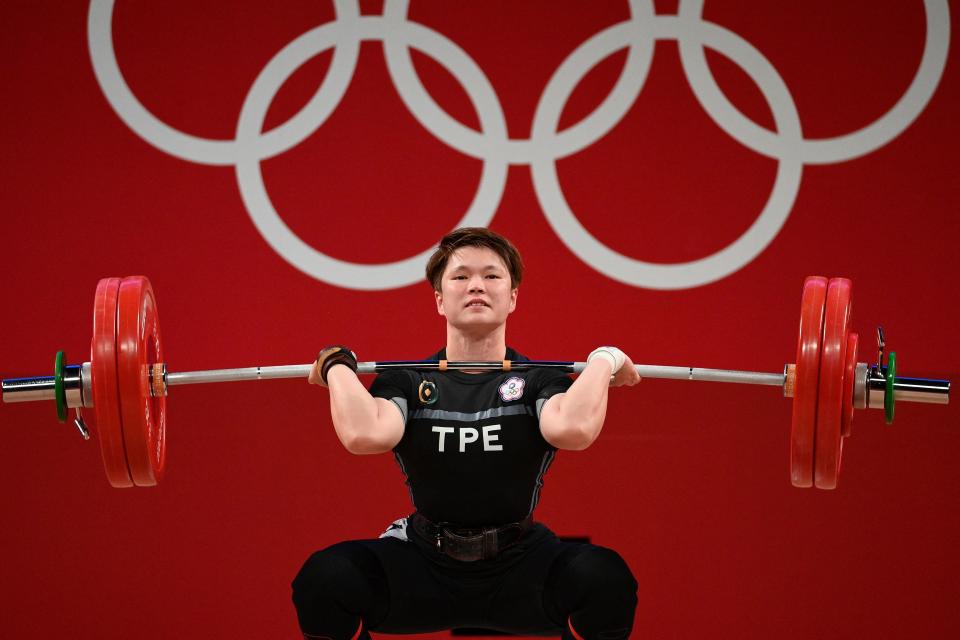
[465,299,490,308]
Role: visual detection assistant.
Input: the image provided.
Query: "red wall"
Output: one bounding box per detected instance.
[2,1,958,638]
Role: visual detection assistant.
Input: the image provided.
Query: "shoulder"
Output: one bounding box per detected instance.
[369,348,448,400]
[506,347,573,399]
[369,368,418,399]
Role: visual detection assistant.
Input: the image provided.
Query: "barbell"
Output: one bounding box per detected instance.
[1,275,950,490]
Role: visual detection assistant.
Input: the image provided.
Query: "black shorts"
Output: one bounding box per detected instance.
[334,516,600,635]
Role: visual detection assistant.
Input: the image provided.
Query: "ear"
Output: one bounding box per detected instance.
[508,287,518,314]
[435,289,445,316]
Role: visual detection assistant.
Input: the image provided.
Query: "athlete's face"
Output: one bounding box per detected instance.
[435,246,518,332]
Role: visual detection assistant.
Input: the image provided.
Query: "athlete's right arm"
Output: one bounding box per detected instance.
[315,365,405,455]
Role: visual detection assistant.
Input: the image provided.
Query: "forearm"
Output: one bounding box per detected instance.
[548,359,611,447]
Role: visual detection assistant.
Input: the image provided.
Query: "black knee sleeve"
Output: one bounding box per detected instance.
[291,542,389,639]
[545,545,638,640]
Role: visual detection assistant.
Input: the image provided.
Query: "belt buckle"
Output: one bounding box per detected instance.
[481,526,498,561]
[425,518,525,562]
[442,526,485,562]
[433,521,453,554]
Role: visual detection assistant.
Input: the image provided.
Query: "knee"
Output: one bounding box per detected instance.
[292,549,341,604]
[545,545,638,636]
[291,542,387,608]
[292,543,362,605]
[564,546,638,599]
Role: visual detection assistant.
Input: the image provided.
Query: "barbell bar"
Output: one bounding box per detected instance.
[4,359,947,402]
[0,275,950,490]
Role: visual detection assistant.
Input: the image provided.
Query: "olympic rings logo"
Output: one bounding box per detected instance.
[87,0,950,291]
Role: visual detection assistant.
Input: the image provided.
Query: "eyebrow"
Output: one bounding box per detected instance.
[449,264,505,272]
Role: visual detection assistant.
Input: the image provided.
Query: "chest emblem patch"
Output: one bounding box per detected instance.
[418,380,438,405]
[499,376,525,402]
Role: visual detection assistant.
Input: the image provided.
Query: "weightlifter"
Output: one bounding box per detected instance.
[294,227,640,639]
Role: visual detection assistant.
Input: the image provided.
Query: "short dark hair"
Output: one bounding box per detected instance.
[425,227,524,292]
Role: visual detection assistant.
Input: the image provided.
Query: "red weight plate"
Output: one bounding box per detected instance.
[841,332,858,438]
[92,277,133,488]
[117,276,167,487]
[814,278,852,489]
[790,276,827,488]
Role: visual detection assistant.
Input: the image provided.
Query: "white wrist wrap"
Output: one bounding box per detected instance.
[588,346,626,374]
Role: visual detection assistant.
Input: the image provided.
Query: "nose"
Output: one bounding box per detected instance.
[468,274,485,293]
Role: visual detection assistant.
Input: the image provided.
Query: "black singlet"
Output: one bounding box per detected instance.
[369,347,573,526]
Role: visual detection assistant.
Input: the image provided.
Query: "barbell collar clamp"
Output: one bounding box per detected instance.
[73,409,90,440]
[877,326,886,370]
[854,363,869,410]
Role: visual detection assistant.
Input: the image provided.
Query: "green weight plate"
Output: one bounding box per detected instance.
[54,350,67,423]
[885,351,896,425]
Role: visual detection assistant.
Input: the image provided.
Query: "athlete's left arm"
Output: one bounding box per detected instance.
[539,349,640,450]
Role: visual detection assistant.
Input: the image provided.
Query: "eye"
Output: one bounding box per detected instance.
[485,274,501,279]
[452,275,467,280]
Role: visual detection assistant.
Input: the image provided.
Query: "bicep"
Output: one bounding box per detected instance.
[370,397,405,452]
[538,393,584,450]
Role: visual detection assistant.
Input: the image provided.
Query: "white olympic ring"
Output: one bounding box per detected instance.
[87,0,950,290]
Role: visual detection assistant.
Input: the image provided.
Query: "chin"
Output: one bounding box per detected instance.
[452,317,503,333]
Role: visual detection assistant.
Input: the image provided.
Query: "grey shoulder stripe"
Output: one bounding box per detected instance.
[388,397,408,423]
[536,397,548,419]
[409,405,534,422]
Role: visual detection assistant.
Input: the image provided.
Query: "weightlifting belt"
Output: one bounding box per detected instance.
[410,512,533,562]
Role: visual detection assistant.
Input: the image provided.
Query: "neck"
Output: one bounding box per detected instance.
[445,324,507,361]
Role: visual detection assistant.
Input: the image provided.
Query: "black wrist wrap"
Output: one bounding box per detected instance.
[317,345,358,384]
